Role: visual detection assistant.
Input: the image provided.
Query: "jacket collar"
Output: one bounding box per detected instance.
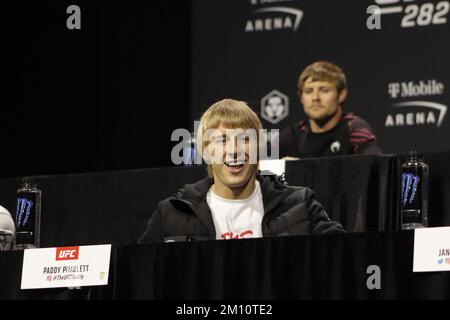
[174,172,292,215]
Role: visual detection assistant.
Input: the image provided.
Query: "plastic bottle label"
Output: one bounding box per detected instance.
[15,192,38,247]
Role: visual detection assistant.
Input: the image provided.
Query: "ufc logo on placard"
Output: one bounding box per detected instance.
[56,246,79,261]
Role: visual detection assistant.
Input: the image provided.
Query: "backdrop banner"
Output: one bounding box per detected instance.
[190,0,450,154]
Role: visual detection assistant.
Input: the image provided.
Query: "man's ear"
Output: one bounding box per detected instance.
[338,88,348,105]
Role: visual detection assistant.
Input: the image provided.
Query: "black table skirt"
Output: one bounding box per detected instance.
[1,231,449,300]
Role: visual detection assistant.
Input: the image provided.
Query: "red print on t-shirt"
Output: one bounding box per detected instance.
[221,230,253,239]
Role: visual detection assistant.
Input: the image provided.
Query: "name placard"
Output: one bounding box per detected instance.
[259,159,286,177]
[413,227,450,272]
[21,244,111,289]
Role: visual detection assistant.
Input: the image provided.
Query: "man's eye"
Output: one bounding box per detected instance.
[238,136,252,144]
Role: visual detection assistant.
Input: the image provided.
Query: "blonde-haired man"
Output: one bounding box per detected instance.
[279,61,381,158]
[139,99,344,243]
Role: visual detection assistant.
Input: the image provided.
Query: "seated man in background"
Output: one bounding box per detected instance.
[278,61,381,159]
[139,98,344,243]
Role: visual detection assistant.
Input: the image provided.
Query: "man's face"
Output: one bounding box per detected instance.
[300,78,346,122]
[207,124,258,190]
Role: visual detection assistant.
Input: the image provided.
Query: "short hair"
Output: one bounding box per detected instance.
[297,61,347,96]
[197,99,262,178]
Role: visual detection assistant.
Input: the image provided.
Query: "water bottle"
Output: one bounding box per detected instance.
[400,151,429,230]
[14,177,42,249]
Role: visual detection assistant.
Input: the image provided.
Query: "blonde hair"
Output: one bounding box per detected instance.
[297,61,347,96]
[197,99,262,177]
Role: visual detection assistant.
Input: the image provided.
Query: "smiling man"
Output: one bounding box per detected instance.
[279,61,382,159]
[139,99,344,243]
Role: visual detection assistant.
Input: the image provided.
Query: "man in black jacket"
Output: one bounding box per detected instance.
[139,99,344,243]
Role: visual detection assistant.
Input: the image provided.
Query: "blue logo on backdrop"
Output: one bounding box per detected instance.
[16,198,34,227]
[401,173,420,207]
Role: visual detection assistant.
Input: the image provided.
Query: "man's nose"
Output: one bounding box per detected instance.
[226,139,245,158]
[312,90,320,100]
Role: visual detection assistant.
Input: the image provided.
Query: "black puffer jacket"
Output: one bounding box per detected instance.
[139,174,345,243]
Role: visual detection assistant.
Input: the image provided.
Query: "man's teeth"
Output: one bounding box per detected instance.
[226,162,245,167]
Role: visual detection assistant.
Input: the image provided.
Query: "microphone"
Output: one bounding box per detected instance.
[0,205,15,251]
[163,235,209,243]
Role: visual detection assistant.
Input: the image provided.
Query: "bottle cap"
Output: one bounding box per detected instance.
[21,176,37,185]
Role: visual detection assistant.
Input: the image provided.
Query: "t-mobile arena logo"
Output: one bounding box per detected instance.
[171,121,279,165]
[385,79,447,128]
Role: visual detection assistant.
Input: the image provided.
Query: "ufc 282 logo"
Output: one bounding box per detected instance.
[367,0,449,29]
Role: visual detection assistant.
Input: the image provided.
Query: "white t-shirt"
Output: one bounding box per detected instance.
[206,181,264,240]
